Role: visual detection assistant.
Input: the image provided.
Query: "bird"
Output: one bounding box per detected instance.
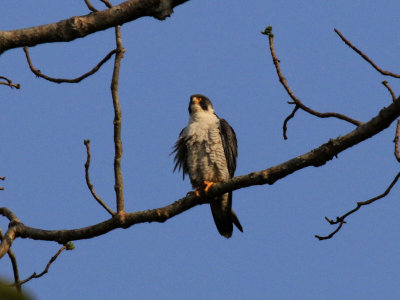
[172,94,243,238]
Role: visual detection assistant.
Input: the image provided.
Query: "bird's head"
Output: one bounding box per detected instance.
[188,94,214,115]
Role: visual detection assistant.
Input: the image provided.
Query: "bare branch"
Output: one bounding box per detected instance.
[0,226,18,259]
[84,140,115,216]
[0,76,20,89]
[84,0,98,12]
[0,207,21,223]
[395,120,400,163]
[261,26,362,139]
[111,26,125,216]
[0,229,21,293]
[0,208,22,258]
[316,171,400,240]
[19,246,67,285]
[99,0,113,8]
[23,46,117,84]
[0,176,5,191]
[0,97,396,247]
[0,0,190,54]
[382,81,397,102]
[335,28,400,78]
[283,105,299,140]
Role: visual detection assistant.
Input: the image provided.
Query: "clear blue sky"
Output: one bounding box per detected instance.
[1,1,400,299]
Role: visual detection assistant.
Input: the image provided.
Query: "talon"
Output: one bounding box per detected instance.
[187,190,201,197]
[203,181,214,192]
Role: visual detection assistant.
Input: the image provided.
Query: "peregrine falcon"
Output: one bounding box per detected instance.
[172,94,243,238]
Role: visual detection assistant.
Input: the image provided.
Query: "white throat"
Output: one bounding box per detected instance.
[187,110,219,140]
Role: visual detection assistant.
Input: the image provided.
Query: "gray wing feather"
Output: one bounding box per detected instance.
[171,128,189,180]
[219,118,238,177]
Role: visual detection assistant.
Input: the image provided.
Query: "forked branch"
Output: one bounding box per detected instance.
[315,171,400,240]
[0,76,20,89]
[0,0,190,54]
[261,26,362,139]
[18,243,74,286]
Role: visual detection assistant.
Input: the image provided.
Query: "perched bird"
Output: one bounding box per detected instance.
[172,94,243,238]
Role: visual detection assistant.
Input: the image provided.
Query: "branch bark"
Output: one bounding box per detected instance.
[111,26,125,215]
[1,96,400,252]
[0,0,190,55]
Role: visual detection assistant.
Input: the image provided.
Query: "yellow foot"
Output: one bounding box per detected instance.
[203,181,215,192]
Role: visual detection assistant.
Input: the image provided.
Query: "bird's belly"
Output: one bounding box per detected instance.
[187,140,229,188]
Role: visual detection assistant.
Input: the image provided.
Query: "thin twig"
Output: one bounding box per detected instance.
[19,246,67,285]
[0,176,4,191]
[111,26,125,215]
[315,171,400,240]
[99,0,112,8]
[395,120,400,163]
[335,28,400,78]
[382,81,397,102]
[283,105,299,140]
[7,249,21,293]
[23,46,117,84]
[261,26,362,140]
[84,140,115,216]
[84,0,98,12]
[0,76,20,89]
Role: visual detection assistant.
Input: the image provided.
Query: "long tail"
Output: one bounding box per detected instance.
[210,192,243,238]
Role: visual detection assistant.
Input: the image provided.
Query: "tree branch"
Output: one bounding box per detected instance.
[0,226,18,260]
[84,140,115,216]
[84,0,99,12]
[18,245,68,285]
[282,105,299,140]
[315,171,400,240]
[261,26,362,139]
[0,229,21,293]
[0,176,5,191]
[0,97,399,251]
[335,28,400,78]
[111,26,125,216]
[382,81,397,102]
[0,76,20,89]
[99,0,113,8]
[394,120,400,163]
[23,46,117,84]
[0,0,191,55]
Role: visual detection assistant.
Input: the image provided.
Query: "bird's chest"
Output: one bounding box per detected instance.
[185,119,228,185]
